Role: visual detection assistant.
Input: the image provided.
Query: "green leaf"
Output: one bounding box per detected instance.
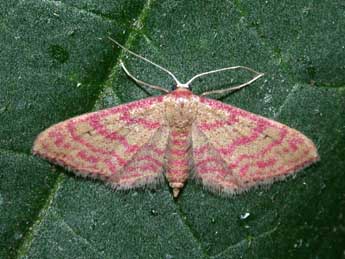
[1,1,344,259]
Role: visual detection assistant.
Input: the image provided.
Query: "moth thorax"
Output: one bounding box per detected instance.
[165,95,198,129]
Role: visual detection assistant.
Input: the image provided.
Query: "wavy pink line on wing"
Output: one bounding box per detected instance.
[77,150,99,164]
[39,142,96,174]
[119,111,160,129]
[288,137,305,151]
[62,143,71,149]
[249,148,314,180]
[216,120,268,156]
[256,158,277,168]
[199,98,295,159]
[195,126,287,173]
[198,114,239,131]
[48,129,65,147]
[193,145,209,156]
[38,142,106,175]
[195,122,284,178]
[200,97,270,123]
[104,158,118,174]
[251,154,314,181]
[238,158,277,177]
[88,114,139,153]
[198,120,227,131]
[239,164,251,176]
[195,156,223,167]
[237,154,279,177]
[145,144,165,156]
[135,155,163,167]
[228,127,288,169]
[72,95,163,156]
[67,120,126,166]
[196,166,228,177]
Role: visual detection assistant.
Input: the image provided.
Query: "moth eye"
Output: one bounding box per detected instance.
[172,84,177,91]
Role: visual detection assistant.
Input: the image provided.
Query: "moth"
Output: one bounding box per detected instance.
[33,38,319,198]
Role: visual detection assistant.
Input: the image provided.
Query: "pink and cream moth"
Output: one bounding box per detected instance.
[32,38,319,198]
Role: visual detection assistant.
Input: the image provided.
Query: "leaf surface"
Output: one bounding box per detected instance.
[1,1,344,259]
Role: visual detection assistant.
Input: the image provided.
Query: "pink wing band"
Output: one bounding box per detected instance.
[34,96,167,184]
[193,97,319,193]
[199,97,316,165]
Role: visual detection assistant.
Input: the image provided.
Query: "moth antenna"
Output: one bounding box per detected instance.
[120,61,170,94]
[108,37,182,86]
[184,66,264,96]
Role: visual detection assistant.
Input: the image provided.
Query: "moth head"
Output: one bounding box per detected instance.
[172,83,192,91]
